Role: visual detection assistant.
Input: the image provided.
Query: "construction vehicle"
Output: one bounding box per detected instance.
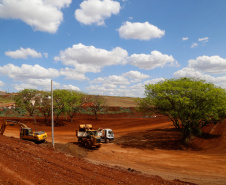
[98,128,114,143]
[0,120,47,142]
[76,124,102,149]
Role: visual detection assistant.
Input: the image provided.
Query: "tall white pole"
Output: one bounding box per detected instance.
[51,80,54,147]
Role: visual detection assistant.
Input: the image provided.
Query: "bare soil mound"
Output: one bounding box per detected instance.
[0,135,191,185]
[191,121,226,153]
[114,118,226,153]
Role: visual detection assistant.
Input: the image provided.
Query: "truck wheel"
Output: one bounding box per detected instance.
[105,139,109,143]
[84,140,88,148]
[81,140,85,146]
[86,141,92,149]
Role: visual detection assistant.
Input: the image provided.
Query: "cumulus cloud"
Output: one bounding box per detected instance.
[86,84,136,97]
[128,50,178,70]
[88,72,159,97]
[13,80,61,91]
[191,43,198,48]
[182,37,188,41]
[117,21,165,40]
[198,37,208,42]
[5,47,42,59]
[122,71,150,82]
[90,75,130,86]
[174,54,226,90]
[54,43,128,73]
[13,83,39,91]
[0,80,5,87]
[75,0,121,25]
[44,53,48,58]
[174,67,226,88]
[0,0,71,33]
[174,67,206,79]
[188,55,226,74]
[61,84,80,91]
[60,67,89,81]
[143,78,165,85]
[0,64,59,81]
[87,77,165,97]
[44,0,71,8]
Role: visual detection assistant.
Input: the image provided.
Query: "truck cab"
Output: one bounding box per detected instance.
[99,128,114,143]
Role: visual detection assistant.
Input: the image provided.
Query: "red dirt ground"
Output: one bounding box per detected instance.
[0,115,226,185]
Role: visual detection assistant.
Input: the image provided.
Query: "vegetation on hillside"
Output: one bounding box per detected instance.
[0,89,137,124]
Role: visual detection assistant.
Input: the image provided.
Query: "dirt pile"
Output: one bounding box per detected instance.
[41,142,88,158]
[0,135,192,185]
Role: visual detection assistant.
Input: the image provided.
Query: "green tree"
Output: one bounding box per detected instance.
[89,95,105,119]
[14,89,41,124]
[139,77,226,142]
[38,91,52,125]
[64,90,86,122]
[53,89,67,124]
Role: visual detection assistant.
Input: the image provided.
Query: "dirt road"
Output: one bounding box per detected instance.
[1,116,226,185]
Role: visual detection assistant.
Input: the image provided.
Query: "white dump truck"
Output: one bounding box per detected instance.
[98,128,114,143]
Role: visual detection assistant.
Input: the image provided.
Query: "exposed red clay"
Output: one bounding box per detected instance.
[0,115,225,185]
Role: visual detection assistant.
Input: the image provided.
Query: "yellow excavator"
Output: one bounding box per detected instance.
[0,120,47,142]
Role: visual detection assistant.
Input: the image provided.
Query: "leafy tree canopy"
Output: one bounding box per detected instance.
[139,77,226,141]
[14,89,40,116]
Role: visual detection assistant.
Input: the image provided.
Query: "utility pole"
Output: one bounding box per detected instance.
[51,80,54,147]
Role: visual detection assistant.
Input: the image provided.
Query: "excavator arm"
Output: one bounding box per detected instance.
[0,120,7,135]
[0,120,29,135]
[0,120,47,142]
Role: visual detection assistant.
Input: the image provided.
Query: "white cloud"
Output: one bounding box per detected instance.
[60,67,89,81]
[86,84,135,97]
[75,0,121,25]
[61,84,80,91]
[25,78,52,87]
[174,67,226,89]
[5,47,42,59]
[44,0,71,8]
[128,50,178,70]
[0,0,71,33]
[0,64,59,81]
[122,71,150,82]
[90,75,130,85]
[188,55,226,74]
[87,77,165,97]
[174,67,205,79]
[88,72,162,97]
[13,83,38,91]
[44,53,48,58]
[198,37,208,42]
[143,78,165,85]
[117,21,165,40]
[54,43,128,73]
[191,43,198,48]
[13,80,61,91]
[182,37,188,41]
[0,80,5,87]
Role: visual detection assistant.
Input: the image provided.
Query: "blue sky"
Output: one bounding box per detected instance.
[0,0,226,97]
